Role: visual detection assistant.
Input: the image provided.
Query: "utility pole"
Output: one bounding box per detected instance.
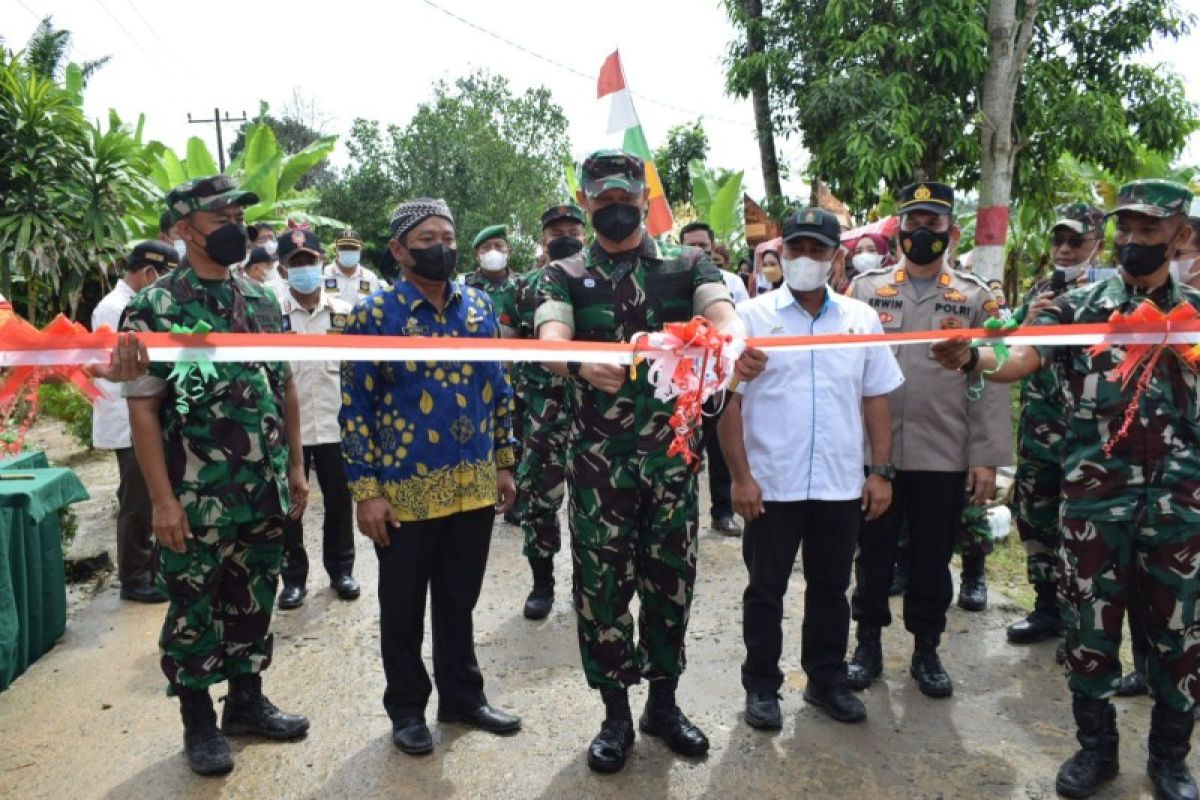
[187,108,247,172]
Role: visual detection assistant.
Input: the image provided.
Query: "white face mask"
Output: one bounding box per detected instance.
[782,256,832,292]
[1170,257,1200,284]
[851,252,884,272]
[173,239,187,259]
[480,250,508,273]
[262,239,278,256]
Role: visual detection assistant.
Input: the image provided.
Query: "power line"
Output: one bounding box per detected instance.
[419,0,756,131]
[119,0,192,75]
[90,0,171,70]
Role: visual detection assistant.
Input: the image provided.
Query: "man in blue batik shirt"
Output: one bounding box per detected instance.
[340,197,520,757]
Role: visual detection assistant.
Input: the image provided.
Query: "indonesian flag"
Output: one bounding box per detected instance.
[597,50,674,236]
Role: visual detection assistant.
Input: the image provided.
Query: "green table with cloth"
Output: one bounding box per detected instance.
[0,466,87,691]
[0,450,50,471]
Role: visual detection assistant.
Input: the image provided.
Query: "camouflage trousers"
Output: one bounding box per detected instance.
[569,476,699,690]
[1014,454,1062,585]
[517,385,569,560]
[157,517,284,696]
[957,503,994,558]
[1060,516,1200,712]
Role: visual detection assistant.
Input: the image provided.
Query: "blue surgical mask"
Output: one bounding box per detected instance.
[338,249,361,268]
[287,265,323,294]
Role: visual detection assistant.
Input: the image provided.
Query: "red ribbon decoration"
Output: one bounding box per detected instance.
[656,317,734,467]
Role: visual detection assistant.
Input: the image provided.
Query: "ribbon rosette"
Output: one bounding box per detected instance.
[167,320,218,414]
[633,316,744,466]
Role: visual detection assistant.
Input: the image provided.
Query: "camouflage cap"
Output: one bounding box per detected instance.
[540,203,586,229]
[471,224,508,250]
[1052,202,1106,236]
[580,149,646,197]
[1108,179,1193,219]
[165,175,258,224]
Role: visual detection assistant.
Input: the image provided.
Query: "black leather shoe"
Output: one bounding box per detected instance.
[1115,669,1148,698]
[392,717,434,755]
[957,567,987,612]
[911,639,953,698]
[587,718,635,774]
[523,558,554,620]
[846,624,883,691]
[332,574,360,601]
[179,691,234,776]
[277,585,305,610]
[437,704,521,734]
[120,584,167,603]
[1007,608,1064,644]
[804,682,867,723]
[639,706,709,757]
[745,691,782,731]
[221,675,309,740]
[712,516,742,536]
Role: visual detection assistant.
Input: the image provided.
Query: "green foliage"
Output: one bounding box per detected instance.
[228,101,335,190]
[37,382,92,448]
[654,120,710,205]
[724,0,1198,214]
[685,160,746,251]
[317,71,572,275]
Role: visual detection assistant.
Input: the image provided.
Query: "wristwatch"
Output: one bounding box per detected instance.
[567,361,583,378]
[868,463,896,481]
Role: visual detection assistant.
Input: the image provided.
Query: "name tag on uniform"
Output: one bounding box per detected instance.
[359,280,371,294]
[324,277,338,290]
[330,313,348,333]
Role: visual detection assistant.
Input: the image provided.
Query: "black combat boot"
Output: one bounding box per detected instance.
[639,678,709,757]
[957,553,987,612]
[179,689,234,776]
[846,624,883,690]
[588,687,635,774]
[910,636,953,698]
[1148,702,1198,800]
[221,674,310,740]
[1116,645,1149,697]
[1055,697,1119,798]
[522,557,554,620]
[1007,581,1064,644]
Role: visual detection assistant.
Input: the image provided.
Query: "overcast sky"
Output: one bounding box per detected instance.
[4,0,1199,201]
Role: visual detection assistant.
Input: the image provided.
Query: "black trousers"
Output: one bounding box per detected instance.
[700,400,733,520]
[115,448,155,587]
[377,506,494,722]
[852,470,966,638]
[281,443,355,587]
[742,499,861,692]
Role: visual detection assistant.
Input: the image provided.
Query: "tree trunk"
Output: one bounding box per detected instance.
[743,0,784,208]
[974,0,1040,284]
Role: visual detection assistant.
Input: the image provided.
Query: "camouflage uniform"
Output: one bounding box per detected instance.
[122,264,292,695]
[535,238,731,689]
[464,270,520,337]
[1035,275,1200,712]
[513,268,570,559]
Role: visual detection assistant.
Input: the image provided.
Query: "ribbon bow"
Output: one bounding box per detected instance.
[966,313,1020,401]
[167,320,218,414]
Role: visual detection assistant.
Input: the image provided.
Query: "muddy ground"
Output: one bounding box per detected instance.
[0,419,1179,799]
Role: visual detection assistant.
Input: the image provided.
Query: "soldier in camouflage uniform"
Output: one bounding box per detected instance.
[513,204,587,620]
[122,176,310,777]
[1005,203,1103,647]
[535,149,766,774]
[933,180,1200,800]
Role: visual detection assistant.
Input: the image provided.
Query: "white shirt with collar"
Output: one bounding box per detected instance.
[737,286,904,502]
[322,262,387,307]
[721,269,750,305]
[279,289,354,446]
[91,279,138,449]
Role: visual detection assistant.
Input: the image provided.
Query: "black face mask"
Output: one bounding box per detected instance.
[407,243,458,282]
[547,236,584,261]
[1116,241,1170,277]
[899,227,951,266]
[591,203,642,242]
[203,222,249,267]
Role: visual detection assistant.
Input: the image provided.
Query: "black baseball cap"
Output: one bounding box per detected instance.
[246,246,273,267]
[897,182,955,216]
[277,228,323,263]
[781,208,841,248]
[128,240,179,273]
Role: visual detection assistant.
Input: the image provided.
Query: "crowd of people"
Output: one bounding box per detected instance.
[80,150,1200,799]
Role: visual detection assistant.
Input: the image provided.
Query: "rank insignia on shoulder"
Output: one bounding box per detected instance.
[359,280,371,294]
[940,317,964,329]
[943,289,967,303]
[875,284,898,297]
[937,273,951,287]
[983,299,1000,314]
[330,313,347,330]
[324,277,338,290]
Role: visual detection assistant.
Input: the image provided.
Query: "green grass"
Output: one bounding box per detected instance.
[983,530,1035,610]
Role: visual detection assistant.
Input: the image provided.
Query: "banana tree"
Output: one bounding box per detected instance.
[686,159,745,249]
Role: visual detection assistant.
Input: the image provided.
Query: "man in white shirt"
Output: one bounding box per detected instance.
[323,229,386,306]
[275,229,360,609]
[719,209,903,729]
[91,240,178,602]
[681,222,749,535]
